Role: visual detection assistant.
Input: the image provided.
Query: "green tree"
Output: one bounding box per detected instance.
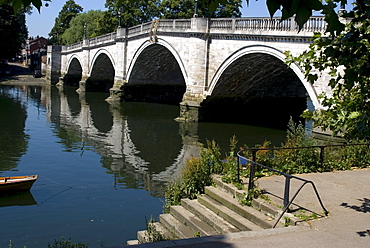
[105,0,161,27]
[0,4,28,59]
[160,0,242,19]
[2,0,345,32]
[287,0,370,139]
[94,11,117,34]
[48,0,83,45]
[61,10,115,45]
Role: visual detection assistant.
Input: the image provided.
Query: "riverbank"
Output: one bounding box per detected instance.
[123,168,370,247]
[0,62,47,86]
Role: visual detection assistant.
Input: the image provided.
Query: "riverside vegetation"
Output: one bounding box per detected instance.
[165,119,370,213]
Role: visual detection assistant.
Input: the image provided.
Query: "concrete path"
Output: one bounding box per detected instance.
[123,168,370,248]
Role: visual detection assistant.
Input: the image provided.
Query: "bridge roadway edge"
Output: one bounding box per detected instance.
[116,168,370,248]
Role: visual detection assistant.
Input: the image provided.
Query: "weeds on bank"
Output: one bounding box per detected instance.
[164,139,226,212]
[294,212,318,222]
[8,238,89,248]
[47,237,88,248]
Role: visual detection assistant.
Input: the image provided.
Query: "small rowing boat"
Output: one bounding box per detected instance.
[0,175,38,193]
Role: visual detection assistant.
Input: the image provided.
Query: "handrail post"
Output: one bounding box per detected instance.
[237,156,240,183]
[248,149,257,191]
[319,146,324,167]
[284,175,291,210]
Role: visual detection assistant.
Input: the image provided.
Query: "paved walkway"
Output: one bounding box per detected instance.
[123,168,370,248]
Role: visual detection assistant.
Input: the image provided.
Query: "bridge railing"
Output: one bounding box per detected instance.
[210,16,326,33]
[65,32,117,51]
[63,16,327,51]
[128,22,152,37]
[64,41,83,51]
[158,19,192,30]
[89,32,117,46]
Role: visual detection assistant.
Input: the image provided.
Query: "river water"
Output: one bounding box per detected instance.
[0,79,286,247]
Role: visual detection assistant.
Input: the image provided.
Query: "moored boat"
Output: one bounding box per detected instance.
[0,175,38,193]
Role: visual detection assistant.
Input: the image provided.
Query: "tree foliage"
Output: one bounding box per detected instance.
[0,0,49,12]
[160,0,242,19]
[286,0,370,139]
[48,0,83,45]
[61,10,115,45]
[0,4,27,59]
[105,0,161,27]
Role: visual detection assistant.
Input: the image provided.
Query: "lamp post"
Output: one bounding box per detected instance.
[194,0,199,17]
[83,23,87,39]
[118,8,122,27]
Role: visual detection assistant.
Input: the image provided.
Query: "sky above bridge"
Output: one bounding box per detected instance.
[26,0,355,39]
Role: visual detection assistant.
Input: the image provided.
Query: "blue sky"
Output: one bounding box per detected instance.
[26,0,354,38]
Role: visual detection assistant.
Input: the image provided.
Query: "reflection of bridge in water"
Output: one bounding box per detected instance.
[47,86,201,196]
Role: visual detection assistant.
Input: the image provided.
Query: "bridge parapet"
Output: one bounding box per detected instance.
[89,32,117,46]
[209,16,326,36]
[128,22,152,37]
[158,19,192,30]
[63,41,83,52]
[61,16,326,54]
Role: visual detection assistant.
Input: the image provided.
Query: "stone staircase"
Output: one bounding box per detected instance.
[127,175,299,245]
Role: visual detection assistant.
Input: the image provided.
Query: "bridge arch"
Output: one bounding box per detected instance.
[87,49,115,92]
[127,39,188,84]
[124,39,187,104]
[89,49,116,75]
[65,55,83,87]
[203,45,318,129]
[207,45,320,109]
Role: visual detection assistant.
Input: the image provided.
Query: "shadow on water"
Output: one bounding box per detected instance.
[0,191,37,208]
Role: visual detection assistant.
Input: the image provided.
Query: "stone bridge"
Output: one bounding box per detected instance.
[47,16,331,128]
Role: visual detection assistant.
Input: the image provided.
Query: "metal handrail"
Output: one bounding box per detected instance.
[236,143,369,227]
[237,151,329,228]
[240,143,370,181]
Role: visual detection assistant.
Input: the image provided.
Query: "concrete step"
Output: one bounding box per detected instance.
[170,205,219,236]
[205,186,276,229]
[212,175,281,217]
[159,213,194,239]
[181,198,241,234]
[126,239,139,245]
[198,194,264,231]
[212,175,282,217]
[212,174,246,199]
[211,175,300,226]
[137,222,174,243]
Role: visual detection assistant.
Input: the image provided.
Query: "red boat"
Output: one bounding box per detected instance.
[0,175,38,193]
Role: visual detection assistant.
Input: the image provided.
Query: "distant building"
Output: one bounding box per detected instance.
[27,37,48,73]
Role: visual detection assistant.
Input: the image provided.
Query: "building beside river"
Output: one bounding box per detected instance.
[24,36,48,72]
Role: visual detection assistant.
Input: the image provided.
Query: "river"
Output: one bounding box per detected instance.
[0,65,286,247]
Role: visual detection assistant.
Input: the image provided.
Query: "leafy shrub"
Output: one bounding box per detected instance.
[240,118,370,175]
[165,139,234,211]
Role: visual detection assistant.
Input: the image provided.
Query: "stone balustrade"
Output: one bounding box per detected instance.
[210,16,326,32]
[63,16,326,52]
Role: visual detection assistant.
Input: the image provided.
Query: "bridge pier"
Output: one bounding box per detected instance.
[56,76,64,87]
[76,80,87,93]
[106,77,126,102]
[176,92,206,122]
